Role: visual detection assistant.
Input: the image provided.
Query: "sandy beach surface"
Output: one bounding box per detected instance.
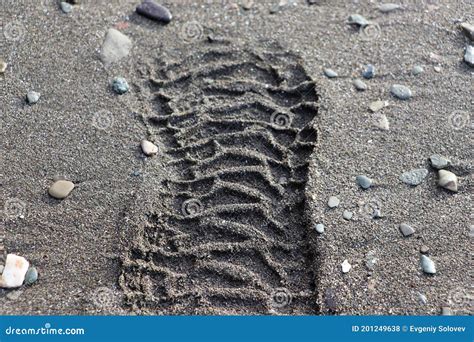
[1,0,472,315]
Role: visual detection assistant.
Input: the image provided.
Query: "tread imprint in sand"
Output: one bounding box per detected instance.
[121,40,320,314]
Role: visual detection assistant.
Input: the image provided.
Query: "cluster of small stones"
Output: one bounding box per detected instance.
[320,10,464,315]
[0,0,173,297]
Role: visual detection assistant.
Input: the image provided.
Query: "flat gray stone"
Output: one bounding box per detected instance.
[399,168,428,186]
[324,68,338,78]
[460,22,474,41]
[429,154,450,169]
[399,223,415,237]
[464,45,474,67]
[356,175,372,189]
[60,1,73,13]
[342,210,353,220]
[327,196,340,208]
[48,180,75,199]
[390,84,412,100]
[136,0,172,23]
[412,65,424,75]
[353,79,367,91]
[348,14,368,27]
[24,266,38,285]
[379,3,401,13]
[100,28,132,65]
[420,255,436,274]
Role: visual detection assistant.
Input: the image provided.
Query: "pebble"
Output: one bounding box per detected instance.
[341,259,351,273]
[347,14,368,27]
[323,68,338,78]
[372,114,390,130]
[399,168,428,186]
[342,210,353,220]
[24,266,38,285]
[369,100,388,112]
[26,91,41,104]
[460,22,474,41]
[136,0,172,23]
[356,175,372,189]
[112,77,129,94]
[365,251,378,270]
[441,307,453,315]
[100,28,132,65]
[141,139,158,156]
[60,1,73,13]
[48,180,75,199]
[418,292,427,304]
[362,64,375,79]
[0,59,7,74]
[315,223,325,234]
[434,66,442,73]
[390,84,412,100]
[420,245,429,254]
[438,170,458,192]
[412,65,424,75]
[420,255,436,274]
[327,196,340,208]
[0,254,30,288]
[379,3,401,13]
[399,223,415,237]
[429,154,450,169]
[353,79,367,91]
[241,0,254,10]
[463,45,474,67]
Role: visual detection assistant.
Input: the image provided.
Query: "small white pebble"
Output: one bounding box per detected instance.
[141,139,159,156]
[341,259,351,273]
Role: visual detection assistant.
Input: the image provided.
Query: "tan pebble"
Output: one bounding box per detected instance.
[438,170,458,192]
[369,100,388,113]
[48,180,75,199]
[372,113,390,130]
[0,59,7,74]
[141,139,158,156]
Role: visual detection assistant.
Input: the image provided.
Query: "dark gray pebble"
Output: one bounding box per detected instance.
[136,0,172,23]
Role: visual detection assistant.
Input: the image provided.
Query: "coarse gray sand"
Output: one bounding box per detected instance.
[1,0,472,315]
